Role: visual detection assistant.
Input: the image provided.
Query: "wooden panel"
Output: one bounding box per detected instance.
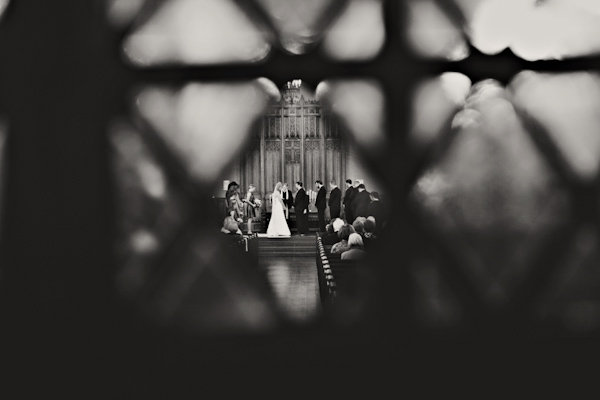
[326,139,342,187]
[284,139,301,186]
[265,140,281,210]
[242,140,261,197]
[304,139,321,211]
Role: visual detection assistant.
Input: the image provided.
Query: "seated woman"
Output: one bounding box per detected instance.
[221,216,243,235]
[227,184,244,225]
[330,224,355,254]
[341,233,366,260]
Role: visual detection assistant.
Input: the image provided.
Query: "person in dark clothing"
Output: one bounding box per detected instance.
[315,180,327,232]
[328,180,342,220]
[294,181,309,235]
[362,218,378,250]
[367,191,385,229]
[343,179,357,224]
[352,184,371,219]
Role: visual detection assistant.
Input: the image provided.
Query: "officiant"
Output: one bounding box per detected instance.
[281,182,293,220]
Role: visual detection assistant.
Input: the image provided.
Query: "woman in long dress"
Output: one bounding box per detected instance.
[266,182,291,237]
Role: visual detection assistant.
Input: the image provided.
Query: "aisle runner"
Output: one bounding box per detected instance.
[257,236,321,324]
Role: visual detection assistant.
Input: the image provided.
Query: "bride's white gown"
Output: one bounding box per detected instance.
[267,191,291,237]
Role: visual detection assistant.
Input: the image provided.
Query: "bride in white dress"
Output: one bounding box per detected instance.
[266,182,291,237]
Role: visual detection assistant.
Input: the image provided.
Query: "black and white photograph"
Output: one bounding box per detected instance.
[1,0,600,395]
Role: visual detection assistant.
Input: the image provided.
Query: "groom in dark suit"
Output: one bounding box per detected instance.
[315,180,326,232]
[294,181,309,236]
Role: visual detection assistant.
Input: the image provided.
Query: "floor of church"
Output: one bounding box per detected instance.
[257,235,321,324]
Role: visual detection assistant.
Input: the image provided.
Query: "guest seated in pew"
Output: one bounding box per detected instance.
[331,223,355,254]
[341,233,366,260]
[320,223,332,238]
[362,218,377,249]
[322,218,344,245]
[352,219,365,237]
[221,216,243,236]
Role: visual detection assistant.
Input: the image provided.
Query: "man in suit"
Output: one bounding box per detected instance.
[352,183,371,219]
[343,179,357,223]
[294,181,309,236]
[328,180,341,220]
[367,191,385,230]
[281,182,293,220]
[315,180,327,232]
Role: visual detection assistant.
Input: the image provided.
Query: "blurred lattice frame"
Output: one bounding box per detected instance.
[101,0,600,340]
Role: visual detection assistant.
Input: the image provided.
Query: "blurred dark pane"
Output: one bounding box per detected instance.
[144,231,280,335]
[321,0,385,61]
[0,123,6,248]
[110,121,191,300]
[412,79,570,307]
[533,227,600,335]
[123,0,271,66]
[411,251,463,329]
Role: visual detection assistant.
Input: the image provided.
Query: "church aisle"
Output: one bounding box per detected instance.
[257,235,321,324]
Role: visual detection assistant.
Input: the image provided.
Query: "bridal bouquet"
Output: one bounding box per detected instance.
[254,199,262,208]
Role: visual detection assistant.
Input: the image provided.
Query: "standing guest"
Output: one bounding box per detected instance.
[281,182,293,220]
[294,181,309,236]
[367,191,385,230]
[341,233,366,260]
[328,180,342,220]
[243,184,261,234]
[342,179,357,224]
[227,183,244,227]
[315,180,327,232]
[331,224,356,254]
[353,183,371,219]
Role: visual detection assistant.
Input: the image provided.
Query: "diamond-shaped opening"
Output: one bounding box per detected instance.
[404,0,469,61]
[114,0,385,64]
[253,0,349,55]
[406,0,600,61]
[120,0,272,66]
[410,77,571,310]
[320,0,385,61]
[510,71,600,183]
[112,77,392,333]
